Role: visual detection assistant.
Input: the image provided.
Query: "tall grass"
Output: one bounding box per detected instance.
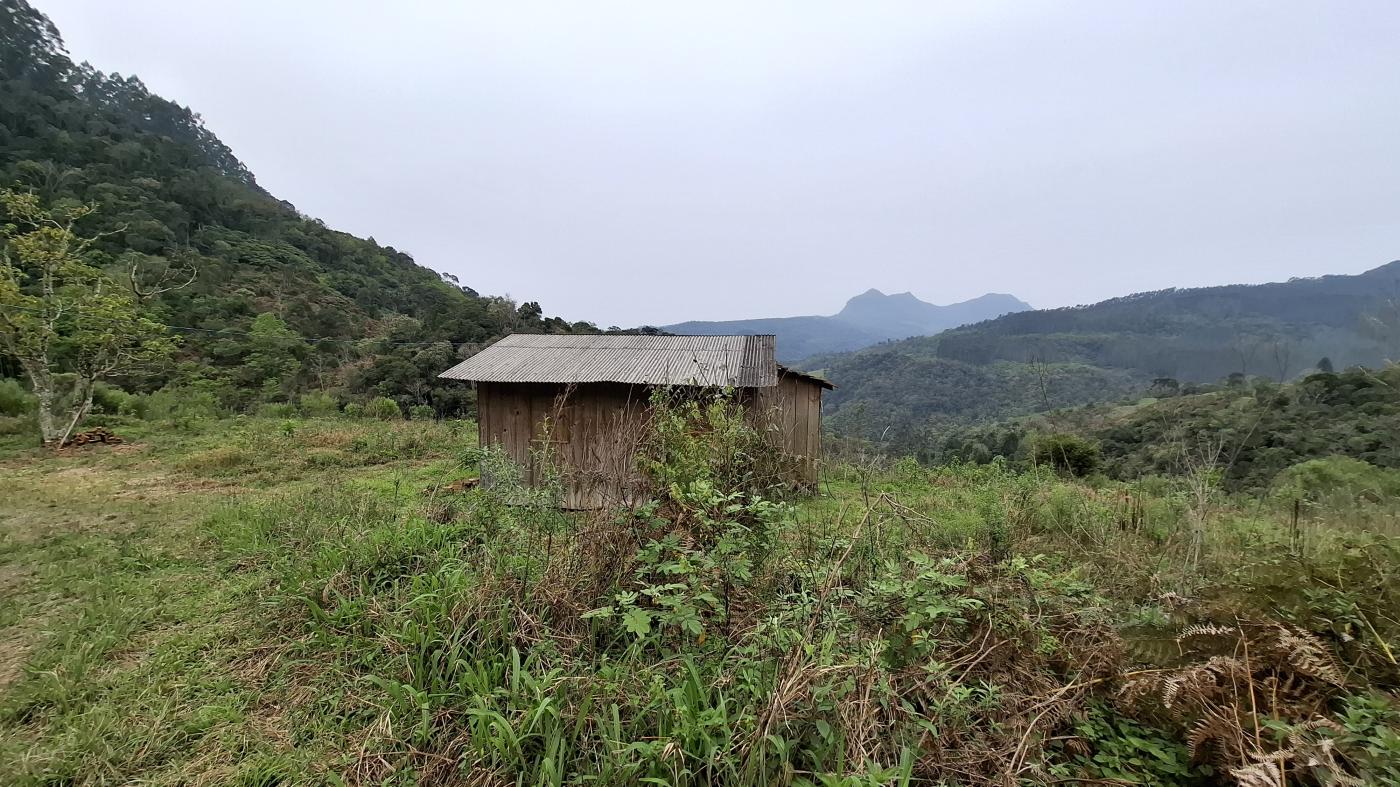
[206,403,1400,785]
[3,409,1397,785]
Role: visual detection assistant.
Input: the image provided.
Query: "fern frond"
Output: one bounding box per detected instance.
[1270,625,1344,687]
[1188,704,1243,762]
[1230,759,1285,787]
[1177,622,1236,641]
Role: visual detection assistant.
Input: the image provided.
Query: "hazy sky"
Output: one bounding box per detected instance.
[39,1,1400,327]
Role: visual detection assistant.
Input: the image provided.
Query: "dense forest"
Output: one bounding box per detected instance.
[0,0,601,419]
[932,265,1400,376]
[929,365,1400,492]
[816,263,1400,449]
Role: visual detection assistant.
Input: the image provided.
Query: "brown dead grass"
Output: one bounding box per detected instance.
[113,474,240,501]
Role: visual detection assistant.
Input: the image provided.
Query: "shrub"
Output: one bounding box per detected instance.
[1032,433,1101,477]
[366,397,402,421]
[1272,455,1400,506]
[255,402,298,419]
[641,388,791,496]
[117,395,149,419]
[90,382,137,415]
[146,386,223,423]
[0,412,37,437]
[1333,692,1400,784]
[298,391,339,417]
[0,377,36,416]
[408,404,435,421]
[342,403,364,419]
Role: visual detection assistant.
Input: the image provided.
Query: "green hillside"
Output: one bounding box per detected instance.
[931,364,1400,492]
[932,263,1400,377]
[0,0,592,418]
[817,264,1400,449]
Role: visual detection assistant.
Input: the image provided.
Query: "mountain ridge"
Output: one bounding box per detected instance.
[665,289,1032,362]
[813,261,1400,451]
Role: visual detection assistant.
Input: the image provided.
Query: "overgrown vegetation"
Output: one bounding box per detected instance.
[0,0,639,433]
[934,365,1400,492]
[2,400,1396,785]
[1,2,1397,784]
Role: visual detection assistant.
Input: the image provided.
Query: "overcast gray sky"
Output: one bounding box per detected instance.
[39,1,1400,328]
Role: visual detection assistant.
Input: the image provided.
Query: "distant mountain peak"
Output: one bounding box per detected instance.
[664,287,1032,362]
[1361,260,1400,277]
[836,288,1032,336]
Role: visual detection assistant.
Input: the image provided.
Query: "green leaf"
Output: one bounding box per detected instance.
[623,607,653,637]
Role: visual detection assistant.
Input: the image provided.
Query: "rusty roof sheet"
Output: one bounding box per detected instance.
[438,334,779,387]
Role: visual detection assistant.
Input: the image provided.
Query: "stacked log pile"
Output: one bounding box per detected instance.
[62,427,124,447]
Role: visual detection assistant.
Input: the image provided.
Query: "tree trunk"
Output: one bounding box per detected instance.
[24,364,92,448]
[58,380,95,447]
[24,364,61,446]
[35,383,59,445]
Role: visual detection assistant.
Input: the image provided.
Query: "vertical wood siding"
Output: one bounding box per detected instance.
[749,372,824,486]
[476,374,823,508]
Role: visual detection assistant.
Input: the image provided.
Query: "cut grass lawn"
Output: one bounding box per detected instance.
[0,417,468,785]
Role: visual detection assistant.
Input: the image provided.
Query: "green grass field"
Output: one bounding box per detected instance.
[0,417,467,784]
[1,415,1397,785]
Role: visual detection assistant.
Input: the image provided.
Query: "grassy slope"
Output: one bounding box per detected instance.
[0,418,467,783]
[1,418,1398,784]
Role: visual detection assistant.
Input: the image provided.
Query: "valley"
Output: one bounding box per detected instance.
[2,1,1399,785]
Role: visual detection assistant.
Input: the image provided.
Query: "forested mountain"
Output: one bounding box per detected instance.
[0,0,593,416]
[930,365,1400,493]
[665,289,1030,362]
[930,263,1400,377]
[816,263,1400,451]
[834,289,1030,343]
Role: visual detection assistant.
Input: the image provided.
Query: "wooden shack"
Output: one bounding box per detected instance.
[438,334,832,508]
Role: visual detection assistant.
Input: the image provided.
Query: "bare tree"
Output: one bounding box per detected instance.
[1230,334,1265,378]
[1266,337,1295,382]
[125,248,199,303]
[1028,354,1053,412]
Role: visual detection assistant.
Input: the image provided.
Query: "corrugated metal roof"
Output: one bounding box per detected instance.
[438,334,780,387]
[778,365,836,390]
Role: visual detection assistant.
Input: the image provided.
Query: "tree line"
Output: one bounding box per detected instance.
[0,0,637,442]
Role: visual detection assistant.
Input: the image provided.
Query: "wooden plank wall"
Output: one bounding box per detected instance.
[749,372,824,485]
[477,381,651,508]
[478,375,823,507]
